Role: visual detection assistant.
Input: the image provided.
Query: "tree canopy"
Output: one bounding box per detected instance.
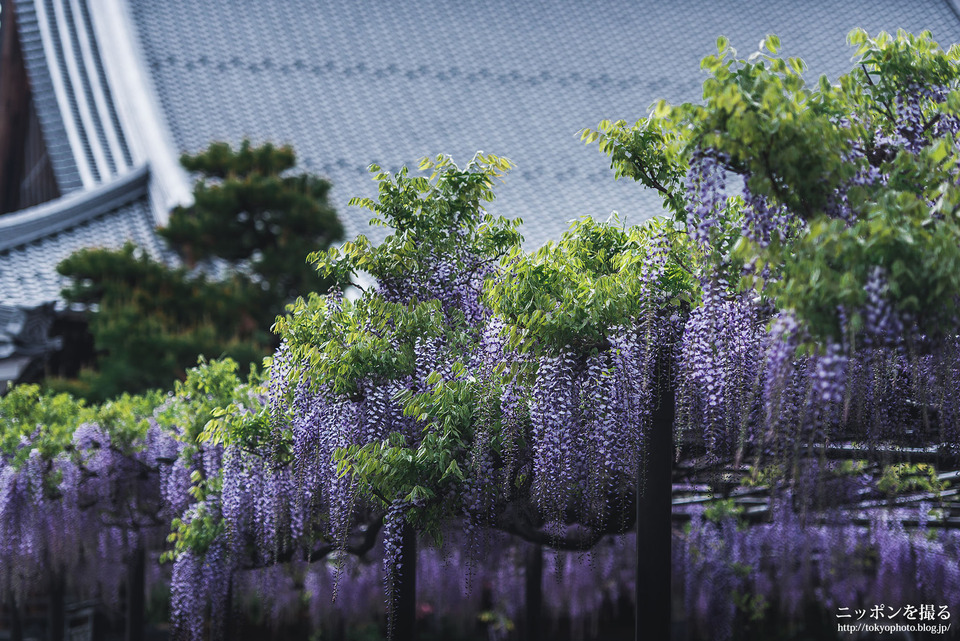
[161,140,344,303]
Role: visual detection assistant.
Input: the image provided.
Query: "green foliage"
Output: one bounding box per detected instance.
[278,153,521,397]
[741,464,784,488]
[0,382,162,467]
[477,610,515,636]
[694,35,854,220]
[277,154,520,532]
[314,153,520,290]
[587,30,960,344]
[583,34,852,220]
[489,215,694,357]
[584,127,760,301]
[278,293,448,399]
[703,498,745,523]
[750,31,960,342]
[195,355,276,458]
[157,356,259,450]
[161,139,344,302]
[0,384,84,466]
[87,388,166,451]
[333,372,482,514]
[56,243,272,402]
[876,463,948,500]
[160,154,524,557]
[57,141,343,401]
[201,397,271,453]
[159,358,266,558]
[765,196,960,342]
[732,590,769,623]
[847,28,960,130]
[163,502,225,561]
[581,117,687,219]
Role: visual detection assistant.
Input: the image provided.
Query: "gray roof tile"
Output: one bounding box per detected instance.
[0,195,173,308]
[14,0,84,192]
[4,0,960,312]
[126,0,960,248]
[13,0,134,191]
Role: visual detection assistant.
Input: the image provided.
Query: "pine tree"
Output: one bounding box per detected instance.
[54,141,344,401]
[161,140,344,305]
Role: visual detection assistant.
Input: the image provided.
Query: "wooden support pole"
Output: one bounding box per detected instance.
[125,545,145,641]
[636,376,674,641]
[391,524,417,641]
[524,543,543,641]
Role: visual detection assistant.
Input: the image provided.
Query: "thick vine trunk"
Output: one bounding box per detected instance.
[636,376,674,641]
[524,543,543,641]
[125,545,145,641]
[392,524,417,641]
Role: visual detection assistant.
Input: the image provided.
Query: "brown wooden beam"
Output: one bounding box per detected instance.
[0,0,31,214]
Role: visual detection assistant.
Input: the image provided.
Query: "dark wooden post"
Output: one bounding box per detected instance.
[224,571,236,641]
[636,373,674,641]
[48,571,64,641]
[391,524,417,640]
[6,588,24,641]
[125,545,145,641]
[524,543,543,641]
[0,0,30,214]
[0,0,60,213]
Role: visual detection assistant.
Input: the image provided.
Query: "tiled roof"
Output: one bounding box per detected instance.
[128,0,960,248]
[14,0,84,192]
[0,164,148,252]
[13,0,135,191]
[0,190,172,309]
[0,303,60,361]
[3,0,960,317]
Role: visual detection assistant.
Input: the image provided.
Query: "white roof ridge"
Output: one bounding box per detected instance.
[0,163,149,253]
[85,0,191,224]
[947,0,960,23]
[33,0,98,187]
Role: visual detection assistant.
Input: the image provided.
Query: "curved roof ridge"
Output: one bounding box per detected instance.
[84,0,191,225]
[0,163,149,252]
[13,0,142,190]
[13,0,84,193]
[946,0,960,22]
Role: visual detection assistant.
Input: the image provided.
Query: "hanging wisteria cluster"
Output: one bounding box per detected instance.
[522,326,655,534]
[161,157,686,640]
[661,30,960,476]
[152,155,524,640]
[158,359,332,641]
[10,30,960,641]
[478,217,683,547]
[0,386,181,619]
[676,498,960,641]
[577,27,960,640]
[215,531,638,641]
[677,280,765,462]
